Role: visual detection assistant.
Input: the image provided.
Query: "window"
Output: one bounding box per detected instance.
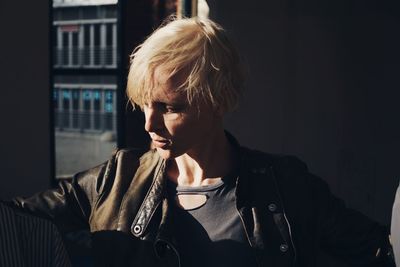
[50,0,198,179]
[52,0,119,178]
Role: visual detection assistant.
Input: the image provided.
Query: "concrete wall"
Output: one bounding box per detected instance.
[0,1,51,199]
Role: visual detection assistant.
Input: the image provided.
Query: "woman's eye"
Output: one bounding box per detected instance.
[165,107,178,113]
[165,105,183,113]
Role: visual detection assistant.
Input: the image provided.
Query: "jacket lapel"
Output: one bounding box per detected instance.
[117,150,165,235]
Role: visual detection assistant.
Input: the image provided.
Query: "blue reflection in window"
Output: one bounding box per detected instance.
[83,90,91,100]
[105,91,113,113]
[93,90,100,100]
[63,90,71,99]
[53,90,58,101]
[72,90,79,99]
[105,103,113,113]
[105,91,113,101]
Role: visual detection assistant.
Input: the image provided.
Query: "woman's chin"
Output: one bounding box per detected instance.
[155,147,180,160]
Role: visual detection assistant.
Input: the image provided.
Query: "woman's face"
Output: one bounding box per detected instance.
[143,68,219,160]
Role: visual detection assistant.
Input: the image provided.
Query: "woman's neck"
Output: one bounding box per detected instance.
[167,130,237,187]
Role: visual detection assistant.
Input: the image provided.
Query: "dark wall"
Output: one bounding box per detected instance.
[0,1,51,199]
[210,0,400,226]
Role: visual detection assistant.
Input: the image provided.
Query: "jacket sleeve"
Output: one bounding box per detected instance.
[284,156,394,266]
[9,158,113,234]
[308,172,393,266]
[275,155,394,266]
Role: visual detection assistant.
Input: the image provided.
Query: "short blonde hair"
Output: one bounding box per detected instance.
[127,17,244,112]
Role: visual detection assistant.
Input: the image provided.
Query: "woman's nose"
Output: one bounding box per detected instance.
[144,106,163,133]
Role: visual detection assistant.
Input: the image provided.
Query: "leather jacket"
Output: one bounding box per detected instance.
[13,140,393,267]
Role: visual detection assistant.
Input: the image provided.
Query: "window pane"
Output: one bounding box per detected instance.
[62,32,69,65]
[84,24,91,65]
[71,32,79,65]
[105,23,113,65]
[52,1,118,178]
[94,24,100,65]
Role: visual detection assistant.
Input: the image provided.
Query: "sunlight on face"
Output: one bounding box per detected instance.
[143,67,219,159]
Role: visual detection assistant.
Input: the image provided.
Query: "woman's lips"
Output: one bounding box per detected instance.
[152,139,170,149]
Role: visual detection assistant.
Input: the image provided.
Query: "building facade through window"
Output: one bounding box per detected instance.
[52,0,118,177]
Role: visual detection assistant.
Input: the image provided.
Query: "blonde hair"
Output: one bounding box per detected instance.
[127,17,244,112]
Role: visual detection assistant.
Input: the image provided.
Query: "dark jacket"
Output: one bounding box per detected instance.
[12,144,393,267]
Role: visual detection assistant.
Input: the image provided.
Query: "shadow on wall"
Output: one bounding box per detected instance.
[209,0,400,227]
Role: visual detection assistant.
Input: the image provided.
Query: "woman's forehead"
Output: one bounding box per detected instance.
[150,67,189,103]
[150,85,187,104]
[153,65,188,87]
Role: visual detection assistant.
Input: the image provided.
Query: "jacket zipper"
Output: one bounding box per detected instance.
[235,176,262,267]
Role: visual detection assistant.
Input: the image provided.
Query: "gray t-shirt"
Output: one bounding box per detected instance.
[167,174,258,267]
